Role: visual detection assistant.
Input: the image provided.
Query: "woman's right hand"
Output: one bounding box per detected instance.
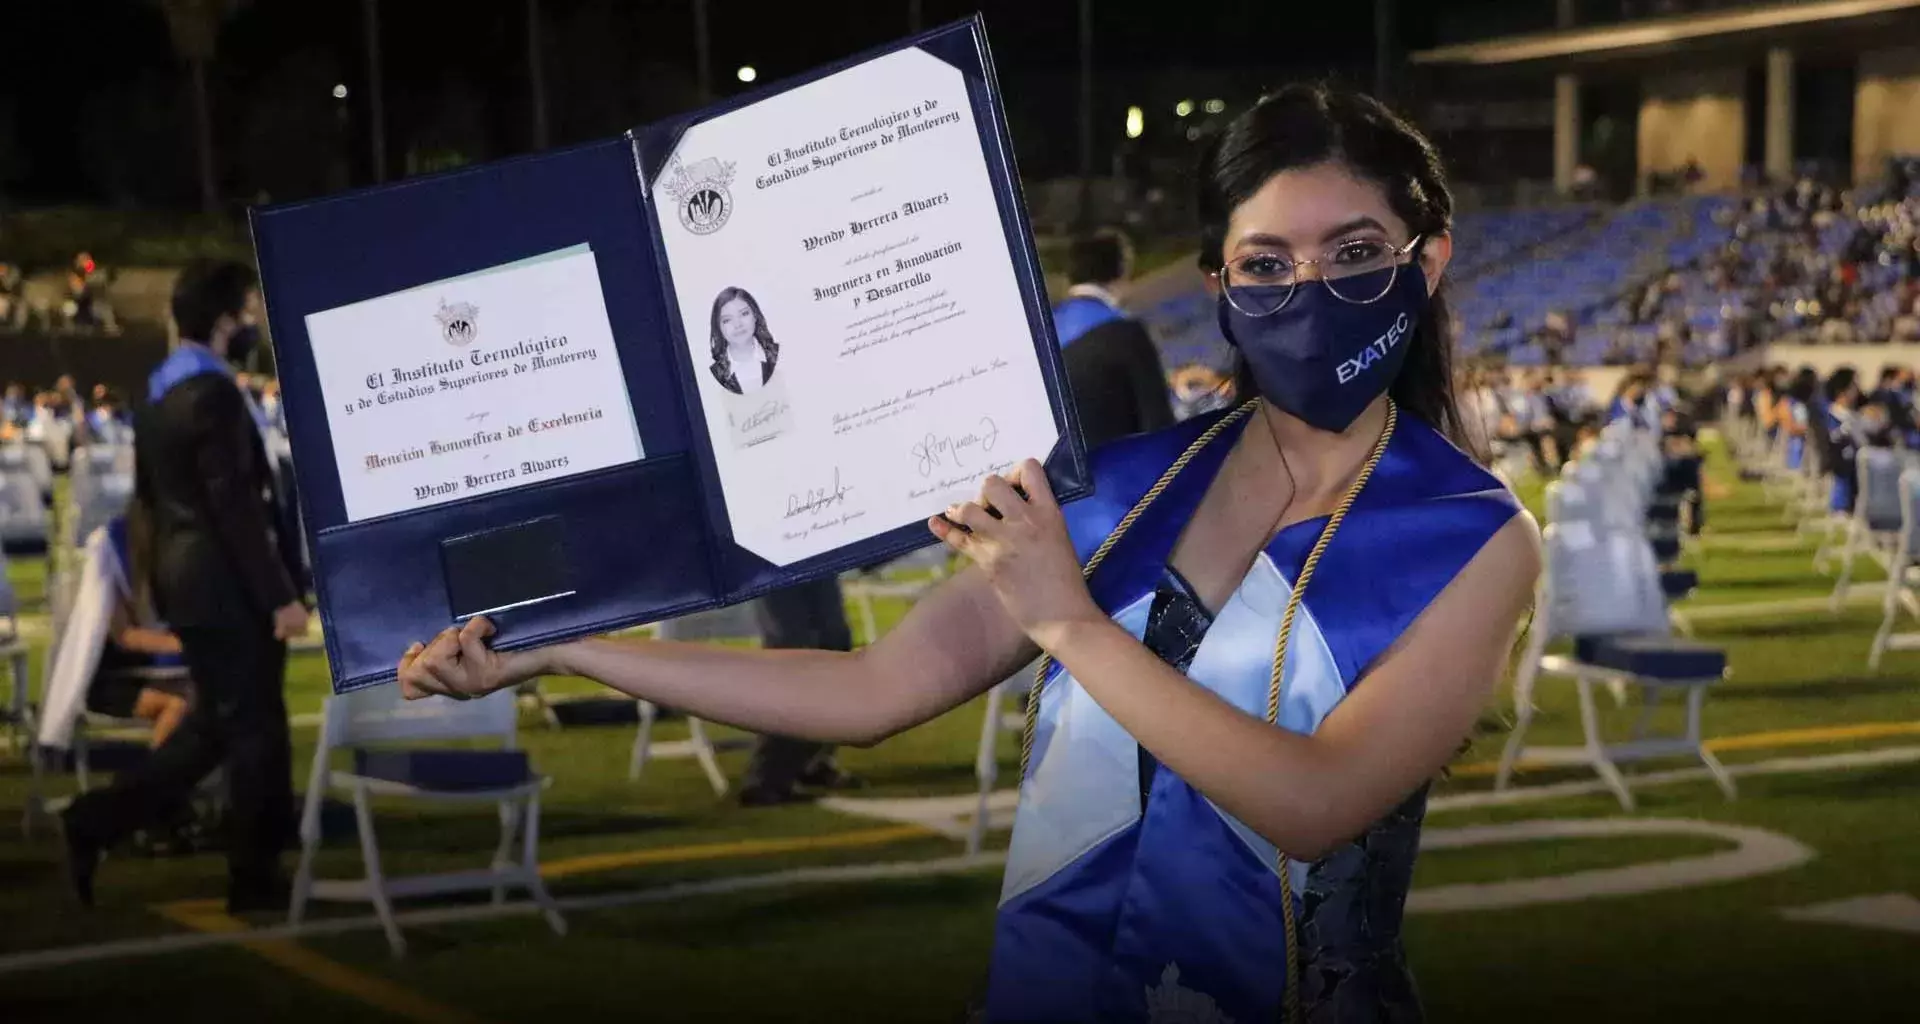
[397,616,544,701]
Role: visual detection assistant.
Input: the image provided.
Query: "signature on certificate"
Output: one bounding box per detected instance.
[466,411,490,425]
[911,416,1001,478]
[785,466,854,519]
[741,400,790,435]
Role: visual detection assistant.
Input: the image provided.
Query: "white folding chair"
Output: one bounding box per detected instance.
[26,526,204,832]
[628,603,759,795]
[969,663,1036,855]
[1868,467,1920,669]
[290,684,565,956]
[1498,519,1735,811]
[0,548,31,758]
[0,447,50,550]
[1830,448,1909,610]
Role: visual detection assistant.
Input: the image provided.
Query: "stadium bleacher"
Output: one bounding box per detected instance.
[1134,154,1920,378]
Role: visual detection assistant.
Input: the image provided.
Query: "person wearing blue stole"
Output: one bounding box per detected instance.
[398,84,1540,1024]
[1823,368,1866,514]
[1607,374,1659,430]
[1051,229,1176,447]
[1779,366,1820,471]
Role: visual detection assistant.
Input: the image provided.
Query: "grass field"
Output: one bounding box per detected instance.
[2,438,1918,1023]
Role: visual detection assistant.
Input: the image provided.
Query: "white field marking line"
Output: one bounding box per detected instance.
[818,791,1019,840]
[1695,534,1817,552]
[4,745,1916,975]
[0,853,1009,976]
[820,745,1920,834]
[0,817,1826,975]
[1409,817,1813,912]
[1680,586,1888,621]
[1426,744,1920,813]
[1779,893,1920,935]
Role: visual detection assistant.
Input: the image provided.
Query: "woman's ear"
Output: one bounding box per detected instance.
[1419,232,1453,296]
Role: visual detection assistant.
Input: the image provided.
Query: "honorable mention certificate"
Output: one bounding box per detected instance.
[304,245,646,523]
[653,47,1059,567]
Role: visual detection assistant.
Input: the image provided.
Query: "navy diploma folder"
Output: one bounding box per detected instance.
[250,17,1089,693]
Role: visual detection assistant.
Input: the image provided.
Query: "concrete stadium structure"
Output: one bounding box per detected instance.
[1414,0,1920,194]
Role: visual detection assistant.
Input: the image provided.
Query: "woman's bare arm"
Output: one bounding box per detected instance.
[109,599,183,657]
[411,563,1039,747]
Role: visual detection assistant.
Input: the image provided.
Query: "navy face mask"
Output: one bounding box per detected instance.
[1217,261,1429,433]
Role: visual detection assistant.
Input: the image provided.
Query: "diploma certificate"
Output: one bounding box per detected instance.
[653,48,1059,567]
[305,246,646,523]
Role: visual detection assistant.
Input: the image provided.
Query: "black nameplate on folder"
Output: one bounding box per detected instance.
[440,517,574,622]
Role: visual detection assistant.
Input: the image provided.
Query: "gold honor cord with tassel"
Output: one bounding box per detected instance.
[1017,398,1398,1024]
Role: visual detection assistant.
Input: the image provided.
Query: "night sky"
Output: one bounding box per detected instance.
[0,1,1528,208]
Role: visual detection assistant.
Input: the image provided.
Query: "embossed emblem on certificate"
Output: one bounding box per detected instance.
[662,155,737,236]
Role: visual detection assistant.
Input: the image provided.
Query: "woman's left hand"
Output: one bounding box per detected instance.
[929,459,1102,650]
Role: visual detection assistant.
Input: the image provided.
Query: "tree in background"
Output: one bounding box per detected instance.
[154,0,248,213]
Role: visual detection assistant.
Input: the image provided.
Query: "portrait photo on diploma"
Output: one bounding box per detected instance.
[303,243,647,523]
[703,285,795,448]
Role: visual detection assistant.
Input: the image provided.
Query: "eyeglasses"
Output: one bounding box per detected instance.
[1214,235,1426,317]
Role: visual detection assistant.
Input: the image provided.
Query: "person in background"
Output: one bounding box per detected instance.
[0,263,21,327]
[1823,367,1866,515]
[1052,229,1174,447]
[1168,363,1232,421]
[87,389,133,446]
[2,382,27,429]
[1608,374,1655,430]
[1755,368,1783,442]
[53,375,82,417]
[1777,366,1821,472]
[1869,365,1917,444]
[259,379,285,433]
[735,578,864,807]
[90,502,192,748]
[1725,371,1755,426]
[1511,371,1554,472]
[61,259,310,914]
[1557,368,1596,425]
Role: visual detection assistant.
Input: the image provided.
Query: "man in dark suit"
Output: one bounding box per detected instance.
[1051,230,1175,448]
[63,260,310,912]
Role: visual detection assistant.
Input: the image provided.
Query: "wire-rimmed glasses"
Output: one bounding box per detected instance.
[1216,235,1425,317]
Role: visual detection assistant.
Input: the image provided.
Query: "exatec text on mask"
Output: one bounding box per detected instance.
[1336,311,1412,385]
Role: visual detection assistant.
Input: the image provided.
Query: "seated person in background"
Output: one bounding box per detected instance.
[1823,368,1866,515]
[2,382,27,428]
[1607,375,1657,430]
[86,389,133,447]
[90,504,191,747]
[1869,365,1916,440]
[1168,363,1232,421]
[1051,229,1174,447]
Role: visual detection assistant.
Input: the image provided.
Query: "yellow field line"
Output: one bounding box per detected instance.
[1699,720,1920,753]
[538,823,932,879]
[151,900,488,1024]
[1451,719,1920,778]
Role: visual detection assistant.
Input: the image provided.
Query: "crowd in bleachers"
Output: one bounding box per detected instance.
[1450,157,1920,369]
[1,370,286,548]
